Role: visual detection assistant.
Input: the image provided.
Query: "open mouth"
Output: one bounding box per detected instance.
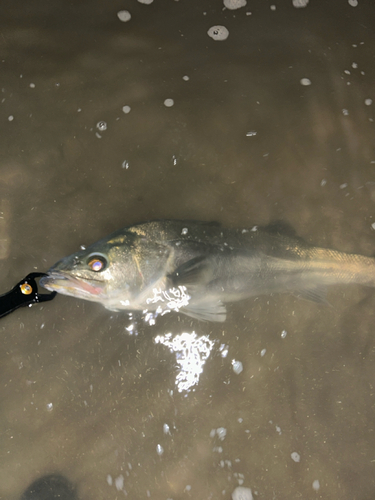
[40,272,103,298]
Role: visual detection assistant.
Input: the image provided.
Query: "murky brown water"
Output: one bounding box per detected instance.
[1,0,375,499]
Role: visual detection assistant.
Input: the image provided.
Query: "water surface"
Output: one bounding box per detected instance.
[1,0,375,498]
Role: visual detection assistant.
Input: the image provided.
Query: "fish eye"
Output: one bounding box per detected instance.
[87,254,107,272]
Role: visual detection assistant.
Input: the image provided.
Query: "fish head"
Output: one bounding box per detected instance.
[40,228,172,307]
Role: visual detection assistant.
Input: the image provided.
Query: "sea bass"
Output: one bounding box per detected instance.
[40,220,375,322]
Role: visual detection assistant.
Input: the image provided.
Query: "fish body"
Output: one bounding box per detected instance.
[40,220,375,322]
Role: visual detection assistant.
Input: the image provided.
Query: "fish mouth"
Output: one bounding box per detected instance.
[40,272,104,299]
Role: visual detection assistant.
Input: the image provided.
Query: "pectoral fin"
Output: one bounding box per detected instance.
[294,285,330,305]
[181,300,227,322]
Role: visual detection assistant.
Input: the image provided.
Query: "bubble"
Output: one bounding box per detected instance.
[207,25,229,41]
[246,130,257,137]
[291,451,301,462]
[122,160,129,169]
[8,115,14,121]
[117,10,131,22]
[342,109,349,116]
[224,0,247,9]
[46,402,53,412]
[182,75,190,81]
[181,227,188,235]
[371,223,375,230]
[29,83,35,88]
[292,0,309,7]
[260,348,266,357]
[138,0,154,4]
[348,0,358,6]
[232,486,254,500]
[312,480,320,491]
[232,360,243,374]
[365,98,372,106]
[164,98,174,107]
[115,475,124,491]
[216,427,227,440]
[122,105,131,113]
[156,444,164,455]
[96,121,107,131]
[270,4,276,9]
[281,330,287,338]
[300,78,311,86]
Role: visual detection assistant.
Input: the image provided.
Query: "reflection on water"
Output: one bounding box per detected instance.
[145,285,190,324]
[154,331,215,392]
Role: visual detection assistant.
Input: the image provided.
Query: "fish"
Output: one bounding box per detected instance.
[40,220,375,322]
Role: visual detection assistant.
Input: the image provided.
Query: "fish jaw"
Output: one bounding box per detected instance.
[40,272,106,302]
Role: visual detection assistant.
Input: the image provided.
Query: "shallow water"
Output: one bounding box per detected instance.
[1,0,375,498]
